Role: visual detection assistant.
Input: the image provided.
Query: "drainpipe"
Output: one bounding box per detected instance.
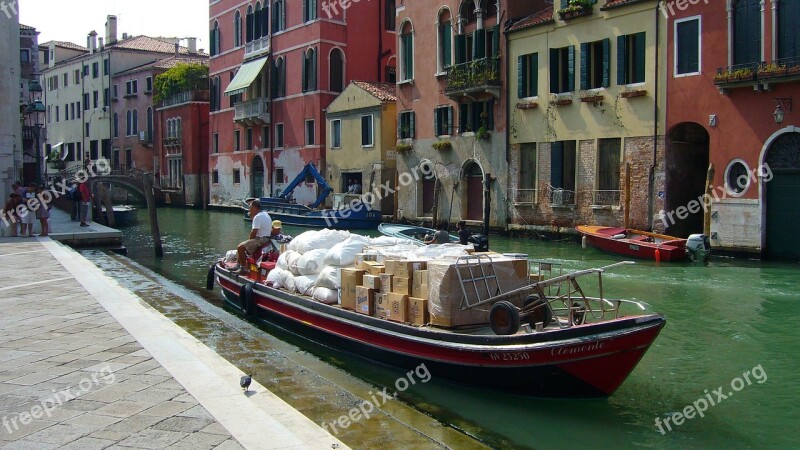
[648,1,661,231]
[377,0,383,81]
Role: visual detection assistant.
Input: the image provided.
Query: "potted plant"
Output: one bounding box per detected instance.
[558,0,593,20]
[475,126,491,140]
[432,140,452,151]
[757,63,787,79]
[396,142,413,152]
[714,67,754,84]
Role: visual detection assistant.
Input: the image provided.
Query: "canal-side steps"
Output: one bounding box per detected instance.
[0,238,348,450]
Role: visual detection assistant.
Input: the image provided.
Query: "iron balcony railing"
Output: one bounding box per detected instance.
[160,90,210,108]
[444,57,501,94]
[548,186,576,206]
[715,56,800,86]
[591,190,621,206]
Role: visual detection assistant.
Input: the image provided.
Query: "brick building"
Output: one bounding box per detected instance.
[666,0,800,258]
[208,0,396,208]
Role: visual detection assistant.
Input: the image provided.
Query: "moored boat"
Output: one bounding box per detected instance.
[208,238,665,398]
[378,223,458,245]
[101,205,138,227]
[577,225,689,262]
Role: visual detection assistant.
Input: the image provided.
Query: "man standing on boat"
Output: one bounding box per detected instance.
[235,200,273,274]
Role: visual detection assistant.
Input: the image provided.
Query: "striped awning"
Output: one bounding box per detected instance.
[224,57,268,97]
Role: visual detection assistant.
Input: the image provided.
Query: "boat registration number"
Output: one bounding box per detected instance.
[489,352,530,361]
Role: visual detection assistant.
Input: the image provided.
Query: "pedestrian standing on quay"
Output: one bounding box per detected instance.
[70,182,81,220]
[2,193,23,237]
[21,183,37,237]
[35,185,50,237]
[79,181,92,227]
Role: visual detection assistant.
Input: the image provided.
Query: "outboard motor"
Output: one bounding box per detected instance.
[468,234,490,252]
[686,234,711,261]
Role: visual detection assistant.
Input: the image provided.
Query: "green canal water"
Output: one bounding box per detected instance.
[103,207,799,449]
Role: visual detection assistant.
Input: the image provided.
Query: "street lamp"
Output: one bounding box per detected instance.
[25,83,46,185]
[773,97,792,124]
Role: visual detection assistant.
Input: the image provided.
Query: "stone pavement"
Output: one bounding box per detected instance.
[0,238,347,449]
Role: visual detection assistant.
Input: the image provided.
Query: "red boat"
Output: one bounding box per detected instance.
[208,254,665,398]
[577,225,688,262]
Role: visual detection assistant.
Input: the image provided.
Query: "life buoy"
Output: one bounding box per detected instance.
[489,301,521,336]
[239,282,255,316]
[206,265,216,291]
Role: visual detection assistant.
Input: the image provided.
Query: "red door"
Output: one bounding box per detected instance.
[466,164,483,221]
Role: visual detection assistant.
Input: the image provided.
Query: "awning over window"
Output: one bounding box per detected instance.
[224,57,268,96]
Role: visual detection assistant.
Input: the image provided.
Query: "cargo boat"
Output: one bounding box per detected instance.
[208,252,665,398]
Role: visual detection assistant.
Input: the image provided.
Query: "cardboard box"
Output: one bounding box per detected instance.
[412,270,428,299]
[363,274,382,291]
[340,268,365,310]
[510,259,529,280]
[386,260,427,278]
[355,286,375,315]
[392,276,411,295]
[354,252,378,267]
[379,273,393,294]
[408,297,429,325]
[374,293,387,319]
[361,261,385,275]
[386,293,408,323]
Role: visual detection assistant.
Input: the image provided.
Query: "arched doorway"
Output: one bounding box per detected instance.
[464,162,483,221]
[764,131,800,259]
[252,156,264,198]
[420,162,436,217]
[665,123,709,237]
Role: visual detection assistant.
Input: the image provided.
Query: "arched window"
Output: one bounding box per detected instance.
[733,0,761,65]
[273,0,286,32]
[460,0,477,25]
[132,110,139,135]
[210,21,221,56]
[255,2,263,40]
[113,112,119,138]
[146,107,153,139]
[778,0,800,59]
[235,10,242,47]
[400,21,414,81]
[261,2,270,37]
[126,110,132,136]
[330,48,344,92]
[438,9,453,72]
[483,0,497,18]
[302,47,317,92]
[271,57,286,98]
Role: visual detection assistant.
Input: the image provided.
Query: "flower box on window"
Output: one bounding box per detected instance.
[516,101,539,110]
[579,94,604,104]
[549,98,573,107]
[396,142,413,152]
[620,89,647,99]
[432,140,452,151]
[558,0,593,20]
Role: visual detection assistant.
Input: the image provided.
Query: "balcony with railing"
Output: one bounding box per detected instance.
[234,98,270,125]
[444,57,501,98]
[163,136,183,147]
[509,188,538,206]
[591,190,621,208]
[160,90,210,109]
[714,56,800,91]
[245,36,271,59]
[548,186,576,207]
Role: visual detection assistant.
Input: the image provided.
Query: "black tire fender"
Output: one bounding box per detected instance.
[239,282,255,316]
[489,301,521,336]
[206,265,216,291]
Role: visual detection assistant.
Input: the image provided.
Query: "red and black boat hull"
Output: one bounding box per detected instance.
[215,267,665,398]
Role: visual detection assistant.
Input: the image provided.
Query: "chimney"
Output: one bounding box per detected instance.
[106,15,118,45]
[174,43,179,56]
[88,30,97,53]
[188,37,197,54]
[122,32,128,40]
[98,37,104,49]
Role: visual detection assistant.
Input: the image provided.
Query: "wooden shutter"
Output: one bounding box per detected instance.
[602,38,610,88]
[491,25,500,57]
[302,54,307,91]
[447,107,454,135]
[442,22,452,68]
[530,53,538,97]
[474,29,486,59]
[551,142,564,189]
[246,12,254,43]
[518,55,527,98]
[410,112,415,138]
[459,104,468,133]
[487,99,495,129]
[433,108,440,136]
[312,49,318,90]
[303,0,307,22]
[567,46,575,92]
[455,34,467,64]
[617,35,628,85]
[634,32,646,83]
[549,48,559,93]
[580,42,589,90]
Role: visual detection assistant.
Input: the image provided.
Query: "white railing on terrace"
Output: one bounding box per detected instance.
[548,186,576,206]
[234,98,270,123]
[245,36,270,58]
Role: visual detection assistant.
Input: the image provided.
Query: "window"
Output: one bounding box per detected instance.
[675,17,700,75]
[86,123,91,138]
[20,49,29,62]
[210,76,221,111]
[126,79,138,96]
[90,140,99,160]
[331,119,342,148]
[76,102,81,118]
[93,90,99,109]
[113,84,118,99]
[64,104,69,121]
[126,110,132,136]
[273,0,286,32]
[777,0,800,59]
[398,111,415,139]
[212,170,219,184]
[275,167,285,185]
[76,142,82,161]
[518,53,538,98]
[550,46,575,93]
[330,48,344,92]
[82,65,89,77]
[459,100,494,134]
[145,77,153,93]
[580,39,610,90]
[385,0,395,31]
[83,93,90,111]
[235,10,242,47]
[212,133,219,153]
[210,21,221,56]
[306,120,315,146]
[618,32,646,85]
[262,126,270,149]
[234,169,241,184]
[361,115,374,147]
[302,48,318,92]
[74,69,80,84]
[725,160,750,195]
[71,103,76,120]
[550,141,577,203]
[438,12,452,72]
[275,123,284,148]
[133,110,139,135]
[55,106,59,122]
[245,127,253,150]
[103,88,109,106]
[62,73,68,86]
[113,113,119,138]
[400,22,414,81]
[66,143,75,162]
[90,62,98,78]
[103,58,109,76]
[229,71,242,106]
[733,0,761,65]
[519,143,537,197]
[234,129,241,151]
[597,138,621,204]
[434,106,453,136]
[303,0,317,22]
[147,108,154,140]
[271,58,286,98]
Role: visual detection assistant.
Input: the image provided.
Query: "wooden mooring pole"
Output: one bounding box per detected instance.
[143,174,164,257]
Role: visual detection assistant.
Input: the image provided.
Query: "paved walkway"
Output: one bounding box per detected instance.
[0,238,347,449]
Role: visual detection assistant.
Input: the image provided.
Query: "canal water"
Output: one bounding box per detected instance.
[87,207,799,449]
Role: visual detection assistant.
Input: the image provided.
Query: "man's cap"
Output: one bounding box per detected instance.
[272,220,282,228]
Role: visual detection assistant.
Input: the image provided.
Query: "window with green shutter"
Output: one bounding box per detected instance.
[676,18,700,74]
[550,46,575,93]
[473,29,486,60]
[733,0,761,65]
[580,39,609,90]
[777,0,800,59]
[399,111,415,139]
[455,34,467,64]
[402,32,414,80]
[518,53,538,98]
[440,22,452,69]
[434,106,453,136]
[617,32,646,85]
